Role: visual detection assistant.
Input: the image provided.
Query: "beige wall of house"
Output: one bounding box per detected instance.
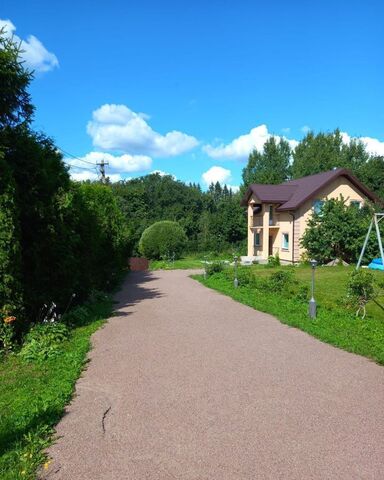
[247,177,368,262]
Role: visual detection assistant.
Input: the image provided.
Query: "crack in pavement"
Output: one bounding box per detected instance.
[101,406,111,434]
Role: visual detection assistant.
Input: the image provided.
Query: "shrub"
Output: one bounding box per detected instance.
[268,269,295,292]
[268,253,280,267]
[295,284,310,302]
[63,305,91,327]
[19,322,69,362]
[346,269,377,319]
[139,221,187,260]
[206,261,224,276]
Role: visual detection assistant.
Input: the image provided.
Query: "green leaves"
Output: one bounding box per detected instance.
[300,197,374,264]
[19,323,69,362]
[139,220,187,260]
[242,136,291,186]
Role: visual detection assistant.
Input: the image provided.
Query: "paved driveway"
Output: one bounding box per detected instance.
[42,270,384,479]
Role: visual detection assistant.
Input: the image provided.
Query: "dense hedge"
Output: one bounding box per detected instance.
[139,221,187,259]
[0,32,133,326]
[0,134,132,323]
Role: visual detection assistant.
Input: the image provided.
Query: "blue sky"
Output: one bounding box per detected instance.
[2,1,384,188]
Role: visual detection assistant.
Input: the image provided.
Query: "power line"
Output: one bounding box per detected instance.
[58,146,109,181]
[57,146,96,165]
[63,161,97,173]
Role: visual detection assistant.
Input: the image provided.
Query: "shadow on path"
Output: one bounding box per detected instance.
[113,271,164,316]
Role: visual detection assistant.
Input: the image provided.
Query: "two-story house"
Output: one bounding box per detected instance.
[241,168,380,263]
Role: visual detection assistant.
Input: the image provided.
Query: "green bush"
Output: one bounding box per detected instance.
[267,253,281,267]
[206,261,224,276]
[139,221,187,260]
[19,323,69,362]
[268,269,295,292]
[346,269,377,318]
[63,305,91,327]
[295,284,310,302]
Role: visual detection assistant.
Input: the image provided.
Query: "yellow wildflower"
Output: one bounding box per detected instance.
[4,316,16,324]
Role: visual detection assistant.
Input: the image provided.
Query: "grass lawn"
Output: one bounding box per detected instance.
[0,297,113,479]
[194,264,384,365]
[149,253,235,271]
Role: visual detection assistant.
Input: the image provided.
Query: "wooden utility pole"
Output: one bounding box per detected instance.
[96,158,109,183]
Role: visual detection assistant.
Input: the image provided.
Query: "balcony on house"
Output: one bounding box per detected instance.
[268,205,280,227]
[252,216,264,227]
[269,214,280,227]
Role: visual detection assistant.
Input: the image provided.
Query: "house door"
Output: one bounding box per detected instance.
[268,236,273,256]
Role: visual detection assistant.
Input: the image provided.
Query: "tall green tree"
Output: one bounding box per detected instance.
[0,28,34,128]
[242,136,291,186]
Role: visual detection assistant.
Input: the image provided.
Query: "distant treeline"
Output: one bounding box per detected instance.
[111,176,247,255]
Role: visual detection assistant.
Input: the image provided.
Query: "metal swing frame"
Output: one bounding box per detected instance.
[356,213,384,270]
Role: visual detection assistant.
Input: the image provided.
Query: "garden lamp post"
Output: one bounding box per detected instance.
[309,259,318,318]
[234,255,239,288]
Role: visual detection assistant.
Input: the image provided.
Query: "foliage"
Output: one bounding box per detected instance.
[206,261,224,276]
[19,323,69,362]
[112,173,247,254]
[0,295,112,479]
[268,269,295,292]
[242,137,291,186]
[0,29,133,328]
[0,29,34,129]
[139,220,187,259]
[267,253,281,267]
[346,269,377,319]
[300,197,377,264]
[0,152,23,315]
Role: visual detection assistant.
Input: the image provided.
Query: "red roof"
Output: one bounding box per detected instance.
[241,168,381,210]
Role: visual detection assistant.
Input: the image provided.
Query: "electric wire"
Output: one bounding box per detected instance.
[57,146,96,165]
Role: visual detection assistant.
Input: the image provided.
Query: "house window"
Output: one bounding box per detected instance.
[254,232,261,247]
[313,199,324,214]
[282,233,289,250]
[351,200,361,209]
[269,205,274,225]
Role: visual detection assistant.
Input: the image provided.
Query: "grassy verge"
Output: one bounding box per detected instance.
[193,265,384,365]
[149,253,236,271]
[0,297,113,479]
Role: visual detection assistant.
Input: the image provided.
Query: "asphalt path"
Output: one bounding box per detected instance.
[41,270,384,479]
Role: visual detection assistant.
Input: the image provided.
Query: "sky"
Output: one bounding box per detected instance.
[2,0,384,189]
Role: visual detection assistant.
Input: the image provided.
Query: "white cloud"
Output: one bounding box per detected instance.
[70,170,123,183]
[341,131,384,156]
[203,124,299,162]
[301,125,311,134]
[87,104,199,157]
[0,18,58,73]
[70,171,99,182]
[281,127,291,134]
[106,173,124,183]
[202,166,232,186]
[65,151,152,173]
